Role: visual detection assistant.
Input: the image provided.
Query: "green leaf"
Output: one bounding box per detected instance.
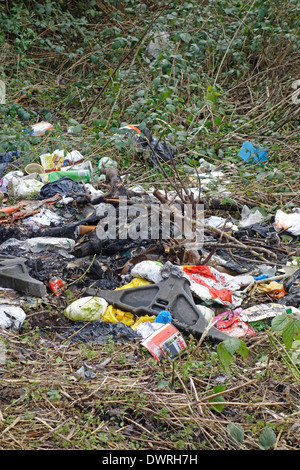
[166,103,176,113]
[70,124,82,134]
[205,92,217,105]
[209,395,226,413]
[214,116,222,125]
[227,423,244,444]
[68,118,79,125]
[157,379,170,389]
[217,342,234,376]
[223,337,242,355]
[179,32,192,44]
[282,319,300,350]
[271,314,289,332]
[258,427,277,450]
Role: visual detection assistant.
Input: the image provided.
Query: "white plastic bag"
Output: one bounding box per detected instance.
[131,260,163,283]
[274,210,300,236]
[240,205,265,227]
[7,176,44,199]
[0,305,26,329]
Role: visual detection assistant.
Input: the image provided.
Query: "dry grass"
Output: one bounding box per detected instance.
[0,312,299,450]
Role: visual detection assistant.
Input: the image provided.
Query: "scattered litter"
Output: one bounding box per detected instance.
[146,31,170,59]
[37,176,84,199]
[0,151,23,178]
[238,141,268,164]
[215,308,255,338]
[274,209,300,236]
[0,304,26,330]
[24,237,75,255]
[181,265,254,307]
[204,216,238,231]
[40,148,83,172]
[240,303,293,322]
[0,121,299,365]
[257,281,287,299]
[75,362,96,379]
[7,174,44,199]
[121,126,176,167]
[24,121,53,136]
[48,277,65,296]
[131,260,164,283]
[48,169,90,183]
[23,208,63,229]
[240,205,265,227]
[64,296,108,321]
[64,321,140,344]
[141,322,187,362]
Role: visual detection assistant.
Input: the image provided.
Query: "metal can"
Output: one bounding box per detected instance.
[48,277,64,296]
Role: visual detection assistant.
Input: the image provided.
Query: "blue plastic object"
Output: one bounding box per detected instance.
[238,142,268,164]
[253,274,272,281]
[154,310,172,324]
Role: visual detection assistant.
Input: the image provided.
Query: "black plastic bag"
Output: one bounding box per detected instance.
[37,176,84,199]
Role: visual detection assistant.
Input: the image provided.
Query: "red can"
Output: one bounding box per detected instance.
[49,277,64,296]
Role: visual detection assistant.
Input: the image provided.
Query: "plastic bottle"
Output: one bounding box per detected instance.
[48,170,90,183]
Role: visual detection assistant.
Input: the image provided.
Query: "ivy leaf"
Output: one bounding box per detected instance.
[179,32,192,44]
[166,103,176,113]
[70,124,82,134]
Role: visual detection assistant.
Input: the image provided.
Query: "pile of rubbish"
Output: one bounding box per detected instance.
[0,122,300,362]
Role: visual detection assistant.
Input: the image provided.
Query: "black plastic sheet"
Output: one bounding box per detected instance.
[63,321,140,344]
[0,150,23,177]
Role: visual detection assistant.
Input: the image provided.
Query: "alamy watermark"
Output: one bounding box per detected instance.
[95,198,205,250]
[291,79,300,105]
[0,338,6,365]
[0,80,5,104]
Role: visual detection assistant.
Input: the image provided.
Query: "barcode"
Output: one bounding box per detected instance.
[163,336,184,359]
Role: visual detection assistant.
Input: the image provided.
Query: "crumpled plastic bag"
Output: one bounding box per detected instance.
[7,176,44,199]
[0,304,26,329]
[146,31,170,59]
[182,265,253,307]
[24,237,75,254]
[238,141,268,164]
[23,208,63,229]
[37,176,84,199]
[257,281,287,299]
[240,205,265,228]
[131,260,164,283]
[102,305,135,326]
[0,151,23,178]
[64,296,108,321]
[63,321,139,344]
[215,308,255,337]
